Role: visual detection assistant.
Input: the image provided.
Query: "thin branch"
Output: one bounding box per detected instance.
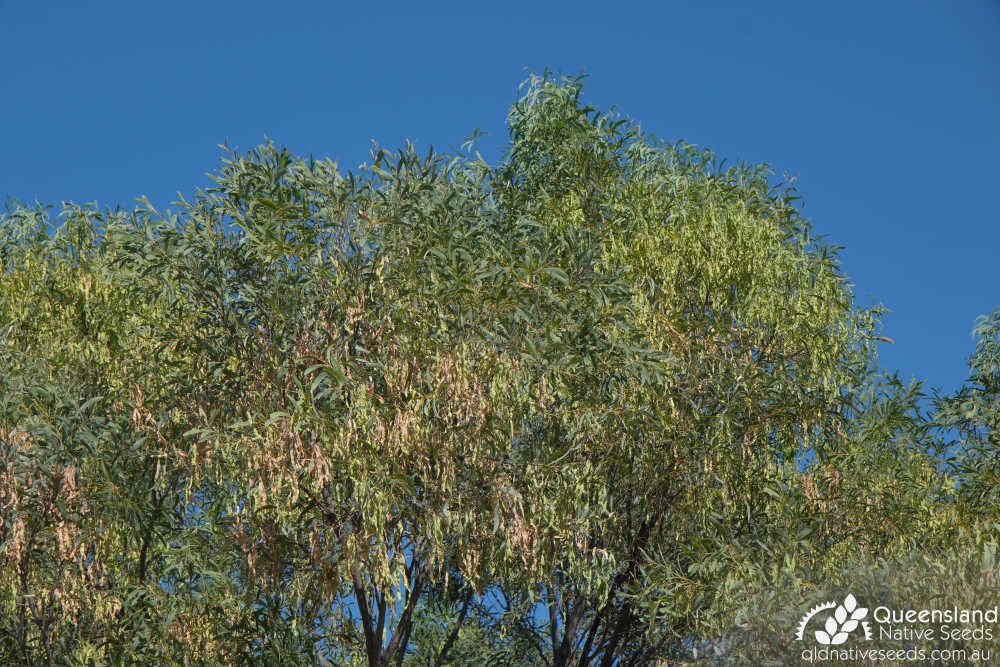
[433,587,474,667]
[382,563,425,664]
[349,559,380,666]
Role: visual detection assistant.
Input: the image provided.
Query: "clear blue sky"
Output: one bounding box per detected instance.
[3,1,997,393]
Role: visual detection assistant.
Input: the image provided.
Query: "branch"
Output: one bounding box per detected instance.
[554,594,587,666]
[381,563,425,665]
[581,515,660,666]
[598,601,635,667]
[349,559,380,666]
[376,586,387,658]
[433,587,474,667]
[548,588,560,663]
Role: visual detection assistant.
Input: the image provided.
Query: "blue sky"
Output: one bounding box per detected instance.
[3,1,997,393]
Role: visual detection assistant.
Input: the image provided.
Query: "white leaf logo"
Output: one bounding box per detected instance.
[798,594,870,645]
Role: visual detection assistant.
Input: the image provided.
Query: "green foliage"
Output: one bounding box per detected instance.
[723,526,1000,664]
[936,312,1000,510]
[0,73,995,665]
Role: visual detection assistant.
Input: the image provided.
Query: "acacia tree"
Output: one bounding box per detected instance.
[0,74,976,665]
[0,109,662,665]
[475,73,894,665]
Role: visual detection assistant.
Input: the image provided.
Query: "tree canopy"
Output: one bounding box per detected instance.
[1,73,996,665]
